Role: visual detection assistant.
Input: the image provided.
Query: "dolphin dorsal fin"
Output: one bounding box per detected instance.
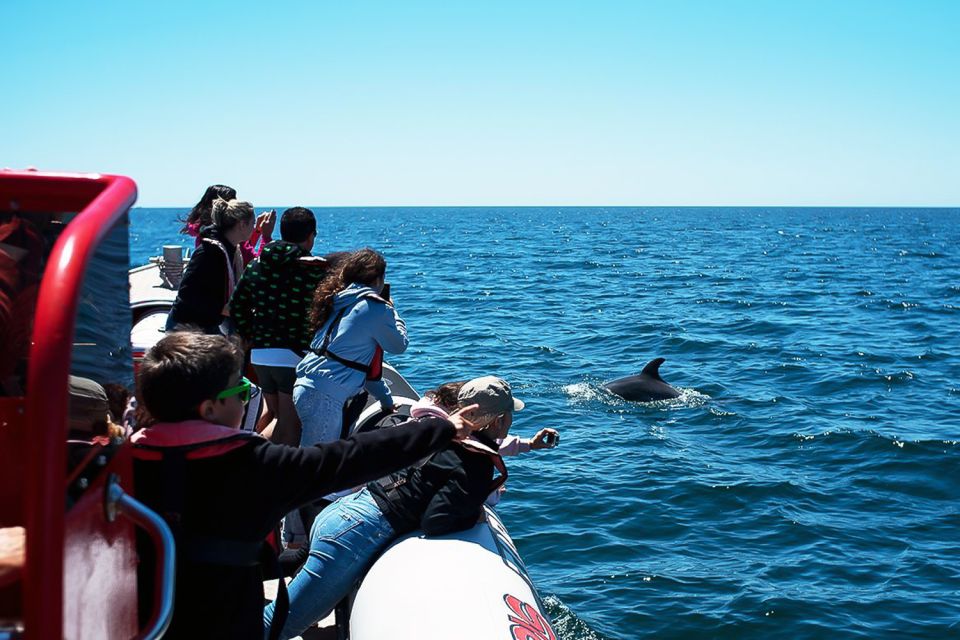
[641,358,666,380]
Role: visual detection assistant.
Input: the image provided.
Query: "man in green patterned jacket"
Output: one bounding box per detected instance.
[231,207,332,445]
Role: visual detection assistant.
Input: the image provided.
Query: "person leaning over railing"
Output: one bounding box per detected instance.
[130,331,479,639]
[413,380,560,506]
[263,376,519,640]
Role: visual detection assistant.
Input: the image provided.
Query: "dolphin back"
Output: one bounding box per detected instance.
[640,357,667,381]
[603,357,680,402]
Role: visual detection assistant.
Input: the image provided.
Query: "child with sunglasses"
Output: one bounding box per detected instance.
[130,332,479,640]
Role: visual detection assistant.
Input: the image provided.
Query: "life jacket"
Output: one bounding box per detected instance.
[311,292,388,381]
[131,422,289,640]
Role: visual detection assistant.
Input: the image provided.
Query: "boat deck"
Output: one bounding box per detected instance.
[129,261,178,310]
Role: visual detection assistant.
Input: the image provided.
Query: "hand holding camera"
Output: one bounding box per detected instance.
[531,428,560,450]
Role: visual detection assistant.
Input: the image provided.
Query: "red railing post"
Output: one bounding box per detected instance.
[14,171,137,639]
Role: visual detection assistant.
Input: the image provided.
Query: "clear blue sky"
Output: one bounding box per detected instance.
[3,1,958,206]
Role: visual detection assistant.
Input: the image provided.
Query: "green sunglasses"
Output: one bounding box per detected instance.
[215,376,252,405]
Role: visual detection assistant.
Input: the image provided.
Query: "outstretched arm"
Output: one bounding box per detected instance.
[256,416,454,519]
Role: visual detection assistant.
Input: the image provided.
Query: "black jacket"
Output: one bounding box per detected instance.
[168,227,236,331]
[368,431,498,537]
[132,417,455,639]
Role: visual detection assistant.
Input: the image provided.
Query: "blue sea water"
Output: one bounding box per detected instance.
[129,207,960,639]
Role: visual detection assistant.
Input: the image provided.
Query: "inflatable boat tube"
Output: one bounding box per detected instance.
[349,507,556,640]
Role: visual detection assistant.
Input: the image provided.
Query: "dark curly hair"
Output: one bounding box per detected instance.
[424,381,467,412]
[308,248,386,332]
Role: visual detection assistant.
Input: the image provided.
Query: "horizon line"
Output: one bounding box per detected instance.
[132,204,960,210]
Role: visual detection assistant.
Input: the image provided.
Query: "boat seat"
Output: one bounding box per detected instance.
[159,245,185,288]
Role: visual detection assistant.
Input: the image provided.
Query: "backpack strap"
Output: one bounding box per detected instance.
[200,237,240,313]
[458,439,509,495]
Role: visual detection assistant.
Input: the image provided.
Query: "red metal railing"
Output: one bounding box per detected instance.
[0,170,138,639]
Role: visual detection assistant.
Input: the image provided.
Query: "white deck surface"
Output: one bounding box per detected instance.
[129,262,178,308]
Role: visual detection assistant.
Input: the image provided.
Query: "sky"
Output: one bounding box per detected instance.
[2,1,958,206]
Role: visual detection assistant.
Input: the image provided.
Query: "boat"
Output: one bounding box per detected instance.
[0,168,556,639]
[130,260,558,639]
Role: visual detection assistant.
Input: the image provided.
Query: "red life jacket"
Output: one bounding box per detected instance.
[131,421,290,640]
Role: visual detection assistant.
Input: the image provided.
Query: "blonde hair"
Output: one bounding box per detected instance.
[211,198,255,232]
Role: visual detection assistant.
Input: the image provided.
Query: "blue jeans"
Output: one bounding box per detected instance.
[263,488,396,640]
[293,384,348,446]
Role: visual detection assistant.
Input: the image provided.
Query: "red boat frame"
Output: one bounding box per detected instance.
[1,170,176,639]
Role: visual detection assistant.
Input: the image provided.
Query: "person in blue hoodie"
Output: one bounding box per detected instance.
[294,248,407,448]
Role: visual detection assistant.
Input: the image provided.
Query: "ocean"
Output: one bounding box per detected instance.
[128,207,960,639]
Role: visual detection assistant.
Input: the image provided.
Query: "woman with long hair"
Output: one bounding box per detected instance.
[294,248,408,447]
[180,184,275,265]
[166,198,256,334]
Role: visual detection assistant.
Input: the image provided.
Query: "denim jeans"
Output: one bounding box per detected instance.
[286,384,354,544]
[263,488,396,640]
[293,384,348,446]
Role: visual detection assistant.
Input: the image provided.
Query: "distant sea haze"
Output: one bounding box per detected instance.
[125,207,960,639]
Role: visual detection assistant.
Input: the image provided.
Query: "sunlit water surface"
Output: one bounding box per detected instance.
[128,207,960,639]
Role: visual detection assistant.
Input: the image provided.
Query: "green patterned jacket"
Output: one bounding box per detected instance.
[230,240,329,352]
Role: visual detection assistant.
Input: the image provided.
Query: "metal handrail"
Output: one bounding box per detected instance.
[104,475,176,640]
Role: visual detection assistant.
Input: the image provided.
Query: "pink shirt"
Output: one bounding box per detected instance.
[184,222,267,266]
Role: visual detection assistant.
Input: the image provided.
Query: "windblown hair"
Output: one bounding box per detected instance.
[210,198,255,233]
[425,381,467,413]
[308,248,386,333]
[181,184,237,232]
[136,332,244,423]
[426,380,500,428]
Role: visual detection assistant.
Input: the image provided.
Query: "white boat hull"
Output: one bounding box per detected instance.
[350,507,556,640]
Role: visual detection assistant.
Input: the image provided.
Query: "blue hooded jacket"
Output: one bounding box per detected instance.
[295,283,408,405]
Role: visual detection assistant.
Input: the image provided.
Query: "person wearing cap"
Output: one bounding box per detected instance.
[411,378,559,506]
[413,378,558,456]
[67,375,125,444]
[264,376,521,639]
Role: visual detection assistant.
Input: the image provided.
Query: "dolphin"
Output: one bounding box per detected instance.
[604,358,681,402]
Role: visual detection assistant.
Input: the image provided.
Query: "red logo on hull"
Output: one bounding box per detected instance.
[503,594,556,640]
